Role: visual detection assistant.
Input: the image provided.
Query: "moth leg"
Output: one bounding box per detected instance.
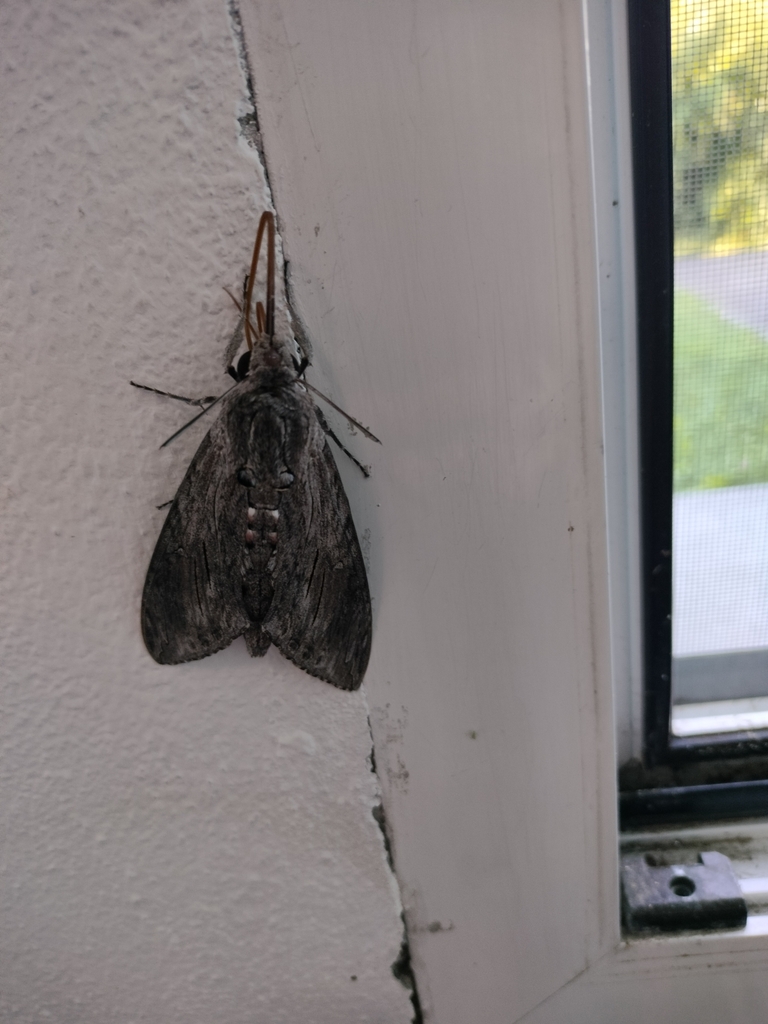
[222,283,244,312]
[286,274,313,363]
[302,381,381,444]
[159,382,238,449]
[314,407,370,478]
[222,282,247,370]
[130,381,218,408]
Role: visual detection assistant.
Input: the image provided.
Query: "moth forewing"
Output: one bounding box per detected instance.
[139,212,373,690]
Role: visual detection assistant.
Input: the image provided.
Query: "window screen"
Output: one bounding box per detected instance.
[671,0,768,718]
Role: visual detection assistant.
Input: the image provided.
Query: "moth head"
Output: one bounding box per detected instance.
[261,340,283,369]
[250,334,293,373]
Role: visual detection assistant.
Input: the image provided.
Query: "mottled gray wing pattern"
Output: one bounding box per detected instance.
[141,418,255,664]
[141,377,372,690]
[264,429,372,691]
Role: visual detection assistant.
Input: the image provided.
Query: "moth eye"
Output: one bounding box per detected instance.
[236,350,251,379]
[237,467,257,487]
[277,470,294,488]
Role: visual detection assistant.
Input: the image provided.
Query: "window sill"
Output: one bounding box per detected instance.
[672,696,768,738]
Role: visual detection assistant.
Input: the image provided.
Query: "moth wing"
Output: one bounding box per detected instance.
[264,436,372,691]
[141,426,254,664]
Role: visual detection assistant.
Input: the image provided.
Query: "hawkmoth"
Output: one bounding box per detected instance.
[135,212,376,690]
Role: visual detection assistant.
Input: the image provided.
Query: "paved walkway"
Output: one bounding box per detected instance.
[673,255,768,702]
[676,251,768,337]
[674,483,768,657]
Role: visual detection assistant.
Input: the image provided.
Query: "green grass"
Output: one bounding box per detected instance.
[674,289,768,491]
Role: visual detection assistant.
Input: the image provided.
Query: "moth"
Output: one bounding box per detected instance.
[134,212,376,690]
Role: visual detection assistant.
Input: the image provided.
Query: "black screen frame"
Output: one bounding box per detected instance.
[625,0,768,826]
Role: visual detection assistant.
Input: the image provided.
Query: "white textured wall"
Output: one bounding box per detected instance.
[0,2,411,1020]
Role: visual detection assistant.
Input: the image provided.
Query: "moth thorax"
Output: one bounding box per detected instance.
[250,340,292,376]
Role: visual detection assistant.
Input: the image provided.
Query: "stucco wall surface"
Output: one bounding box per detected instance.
[0,2,410,1020]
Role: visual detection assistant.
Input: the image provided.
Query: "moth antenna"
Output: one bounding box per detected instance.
[266,212,275,337]
[244,312,256,351]
[256,301,265,335]
[242,303,255,351]
[130,381,217,408]
[244,211,275,351]
[221,288,247,369]
[302,380,382,444]
[159,382,238,449]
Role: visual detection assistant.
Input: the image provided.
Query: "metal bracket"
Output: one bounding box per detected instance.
[621,850,747,933]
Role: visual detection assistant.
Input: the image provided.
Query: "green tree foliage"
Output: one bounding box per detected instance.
[673,0,768,254]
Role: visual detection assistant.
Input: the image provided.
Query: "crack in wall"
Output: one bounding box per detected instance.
[368,725,424,1024]
[391,925,425,1024]
[227,0,267,173]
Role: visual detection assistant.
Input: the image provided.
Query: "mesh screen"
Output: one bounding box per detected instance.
[672,1,768,691]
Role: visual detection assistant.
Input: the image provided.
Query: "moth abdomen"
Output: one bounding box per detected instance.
[243,505,282,554]
[244,626,271,657]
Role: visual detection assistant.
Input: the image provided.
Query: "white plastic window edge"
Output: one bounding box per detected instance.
[584,0,643,767]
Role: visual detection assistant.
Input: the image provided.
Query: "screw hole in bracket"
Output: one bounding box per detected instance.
[669,875,696,898]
